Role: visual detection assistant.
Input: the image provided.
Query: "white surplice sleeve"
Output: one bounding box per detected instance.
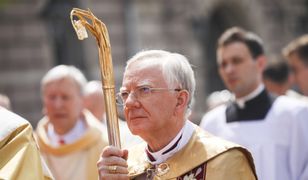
[289,103,308,180]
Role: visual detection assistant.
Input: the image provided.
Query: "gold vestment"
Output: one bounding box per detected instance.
[36,110,108,180]
[0,108,53,180]
[128,126,257,180]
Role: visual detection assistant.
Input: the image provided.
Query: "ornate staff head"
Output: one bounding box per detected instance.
[70,8,121,148]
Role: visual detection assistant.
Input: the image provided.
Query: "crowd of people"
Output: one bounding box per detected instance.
[1,27,308,180]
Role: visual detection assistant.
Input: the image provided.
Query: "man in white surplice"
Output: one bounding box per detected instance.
[200,27,308,180]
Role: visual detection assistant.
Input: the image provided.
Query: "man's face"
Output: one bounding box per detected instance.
[121,62,178,138]
[288,53,308,96]
[217,42,261,98]
[43,78,83,133]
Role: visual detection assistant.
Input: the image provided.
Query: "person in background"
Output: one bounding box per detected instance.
[205,89,233,112]
[35,65,108,180]
[200,27,308,180]
[0,107,53,180]
[283,34,308,96]
[263,58,292,96]
[84,80,142,148]
[97,50,257,180]
[263,58,308,101]
[84,80,106,122]
[0,93,11,110]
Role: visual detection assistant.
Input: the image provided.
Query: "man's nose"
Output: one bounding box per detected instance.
[124,93,140,108]
[225,63,235,74]
[53,97,64,108]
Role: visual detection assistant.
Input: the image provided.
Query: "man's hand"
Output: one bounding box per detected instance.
[97,146,129,180]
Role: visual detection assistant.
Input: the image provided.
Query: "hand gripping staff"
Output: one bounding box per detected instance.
[70,8,121,148]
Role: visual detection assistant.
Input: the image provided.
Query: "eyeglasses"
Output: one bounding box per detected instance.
[116,86,182,106]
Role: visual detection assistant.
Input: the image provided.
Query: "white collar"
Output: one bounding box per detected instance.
[145,120,195,165]
[47,118,86,147]
[236,84,264,109]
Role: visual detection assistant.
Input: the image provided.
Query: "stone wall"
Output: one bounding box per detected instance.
[0,1,53,125]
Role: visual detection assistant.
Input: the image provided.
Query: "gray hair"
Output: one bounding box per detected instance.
[41,65,87,95]
[125,50,196,118]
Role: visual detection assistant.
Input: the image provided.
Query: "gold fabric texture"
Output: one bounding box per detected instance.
[0,108,53,180]
[36,110,108,180]
[127,126,257,180]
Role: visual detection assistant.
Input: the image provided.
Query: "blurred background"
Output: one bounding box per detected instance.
[0,0,307,127]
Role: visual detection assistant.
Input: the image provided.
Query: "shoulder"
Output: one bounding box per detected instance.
[275,95,308,106]
[0,107,29,128]
[200,105,226,128]
[83,110,105,130]
[171,126,255,173]
[204,104,227,118]
[193,127,257,179]
[272,96,308,115]
[286,90,308,102]
[206,148,257,180]
[83,110,108,138]
[193,126,248,159]
[0,107,31,141]
[83,111,109,148]
[0,108,54,180]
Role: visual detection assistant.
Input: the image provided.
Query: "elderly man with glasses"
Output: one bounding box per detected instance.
[97,50,257,180]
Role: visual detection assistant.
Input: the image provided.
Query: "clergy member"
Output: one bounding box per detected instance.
[36,65,108,180]
[283,34,308,96]
[200,27,308,180]
[97,50,257,179]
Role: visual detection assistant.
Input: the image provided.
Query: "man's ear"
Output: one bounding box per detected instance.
[175,90,189,109]
[256,55,267,72]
